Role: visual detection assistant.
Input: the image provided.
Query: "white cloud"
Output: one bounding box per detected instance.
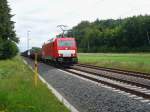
[8,0,150,51]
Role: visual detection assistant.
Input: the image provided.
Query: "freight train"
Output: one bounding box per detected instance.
[22,36,78,64]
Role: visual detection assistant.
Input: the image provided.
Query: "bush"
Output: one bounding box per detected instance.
[0,40,19,59]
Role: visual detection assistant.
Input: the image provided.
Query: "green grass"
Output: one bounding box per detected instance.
[0,56,69,112]
[78,53,150,73]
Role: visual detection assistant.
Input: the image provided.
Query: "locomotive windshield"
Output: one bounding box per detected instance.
[58,40,75,47]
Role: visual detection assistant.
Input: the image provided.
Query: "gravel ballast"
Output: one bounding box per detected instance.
[72,65,150,86]
[24,57,150,112]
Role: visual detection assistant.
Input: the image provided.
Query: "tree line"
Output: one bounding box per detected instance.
[0,0,18,59]
[66,15,150,52]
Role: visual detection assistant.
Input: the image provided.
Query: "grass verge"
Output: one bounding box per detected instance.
[78,53,150,73]
[0,56,69,112]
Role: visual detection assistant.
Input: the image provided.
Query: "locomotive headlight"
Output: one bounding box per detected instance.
[71,53,75,56]
[59,54,63,57]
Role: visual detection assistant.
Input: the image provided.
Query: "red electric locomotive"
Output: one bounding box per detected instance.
[41,37,78,63]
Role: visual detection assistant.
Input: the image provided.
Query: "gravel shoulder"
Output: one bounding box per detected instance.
[23,57,150,112]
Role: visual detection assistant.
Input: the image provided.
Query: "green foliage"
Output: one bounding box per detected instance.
[0,0,19,59]
[68,15,150,52]
[0,56,69,112]
[31,47,41,53]
[0,40,19,59]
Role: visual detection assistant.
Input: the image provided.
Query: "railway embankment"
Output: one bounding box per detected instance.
[24,56,150,112]
[0,56,69,112]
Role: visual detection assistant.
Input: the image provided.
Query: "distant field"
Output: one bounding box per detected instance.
[78,53,150,73]
[0,56,69,112]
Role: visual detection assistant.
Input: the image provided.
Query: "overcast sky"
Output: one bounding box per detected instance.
[8,0,150,51]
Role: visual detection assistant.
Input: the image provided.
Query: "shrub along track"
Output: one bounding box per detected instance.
[59,63,150,100]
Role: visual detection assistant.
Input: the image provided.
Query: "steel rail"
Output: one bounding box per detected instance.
[63,68,150,100]
[76,63,150,80]
[23,57,150,100]
[69,66,150,90]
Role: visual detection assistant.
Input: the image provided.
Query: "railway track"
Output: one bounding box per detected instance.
[59,64,150,100]
[23,57,150,100]
[76,63,150,80]
[23,57,150,112]
[70,64,150,90]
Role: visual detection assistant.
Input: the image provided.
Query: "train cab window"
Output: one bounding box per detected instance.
[58,40,75,47]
